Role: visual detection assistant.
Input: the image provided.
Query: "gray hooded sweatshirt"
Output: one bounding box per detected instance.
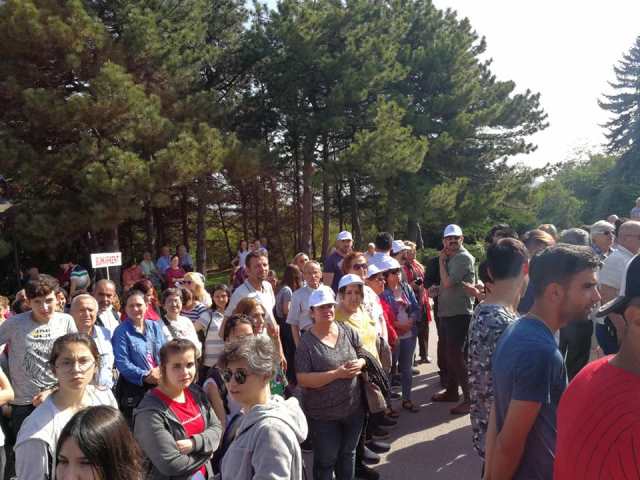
[220,395,308,480]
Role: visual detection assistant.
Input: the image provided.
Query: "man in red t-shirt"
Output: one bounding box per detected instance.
[555,254,640,479]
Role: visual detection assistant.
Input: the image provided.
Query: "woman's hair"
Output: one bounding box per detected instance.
[159,338,197,377]
[123,289,146,307]
[209,283,231,302]
[292,252,308,265]
[131,279,159,306]
[521,229,555,255]
[56,406,144,480]
[170,254,180,263]
[49,333,101,371]
[341,251,365,275]
[232,297,263,317]
[278,264,302,292]
[54,286,68,302]
[179,287,194,306]
[223,314,255,341]
[218,335,277,379]
[161,288,181,305]
[537,224,559,240]
[0,295,8,310]
[404,241,417,252]
[183,272,207,303]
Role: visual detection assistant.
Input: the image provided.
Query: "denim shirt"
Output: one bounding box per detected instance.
[91,324,115,389]
[381,281,420,336]
[112,319,166,386]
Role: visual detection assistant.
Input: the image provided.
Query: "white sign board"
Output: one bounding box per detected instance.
[91,252,122,269]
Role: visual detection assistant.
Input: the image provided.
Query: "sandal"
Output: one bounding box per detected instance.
[402,400,419,413]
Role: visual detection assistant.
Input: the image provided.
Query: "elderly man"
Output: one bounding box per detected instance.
[323,231,353,293]
[93,279,120,334]
[70,294,115,389]
[590,220,616,259]
[432,224,476,415]
[596,220,640,354]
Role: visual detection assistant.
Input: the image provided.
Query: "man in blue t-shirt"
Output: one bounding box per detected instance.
[323,231,353,293]
[485,245,601,480]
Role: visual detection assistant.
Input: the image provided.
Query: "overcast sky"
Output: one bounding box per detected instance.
[431,0,640,167]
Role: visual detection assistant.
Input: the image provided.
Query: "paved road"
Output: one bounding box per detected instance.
[371,331,481,480]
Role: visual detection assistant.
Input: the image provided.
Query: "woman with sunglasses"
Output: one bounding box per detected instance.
[15,333,117,480]
[296,285,366,480]
[379,258,420,413]
[134,339,222,480]
[219,335,307,480]
[179,285,208,324]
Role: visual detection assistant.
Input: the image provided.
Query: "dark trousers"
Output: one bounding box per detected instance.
[559,320,593,380]
[417,318,430,361]
[434,303,448,381]
[309,410,365,480]
[9,404,35,441]
[440,314,471,400]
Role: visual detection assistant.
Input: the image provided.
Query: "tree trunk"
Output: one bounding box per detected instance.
[293,145,301,251]
[300,140,314,255]
[253,180,260,240]
[153,207,165,256]
[180,188,189,249]
[321,177,331,262]
[269,176,288,266]
[144,200,155,254]
[217,202,234,265]
[102,226,122,292]
[195,178,207,274]
[407,217,419,244]
[239,183,249,242]
[348,176,362,248]
[336,179,344,231]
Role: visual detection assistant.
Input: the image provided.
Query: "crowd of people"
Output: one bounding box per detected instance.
[0,209,639,479]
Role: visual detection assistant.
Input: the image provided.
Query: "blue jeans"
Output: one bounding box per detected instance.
[309,410,365,480]
[399,336,417,401]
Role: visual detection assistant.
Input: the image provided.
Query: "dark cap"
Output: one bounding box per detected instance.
[597,254,640,317]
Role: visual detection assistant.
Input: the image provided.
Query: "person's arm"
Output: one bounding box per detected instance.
[134,408,215,476]
[15,439,50,480]
[599,283,625,342]
[205,381,227,430]
[69,277,78,298]
[489,400,541,480]
[291,325,302,346]
[483,401,497,480]
[297,361,364,389]
[286,293,302,346]
[0,368,14,405]
[250,423,302,480]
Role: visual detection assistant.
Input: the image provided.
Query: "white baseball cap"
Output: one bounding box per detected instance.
[338,273,364,290]
[308,285,337,308]
[367,264,383,278]
[443,224,463,238]
[336,231,353,241]
[391,240,409,255]
[378,256,402,273]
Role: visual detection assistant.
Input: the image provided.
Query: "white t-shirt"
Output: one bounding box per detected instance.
[286,286,316,331]
[226,280,276,325]
[15,385,117,480]
[599,245,634,290]
[161,315,202,357]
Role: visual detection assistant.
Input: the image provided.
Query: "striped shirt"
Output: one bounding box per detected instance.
[181,302,207,323]
[196,310,225,368]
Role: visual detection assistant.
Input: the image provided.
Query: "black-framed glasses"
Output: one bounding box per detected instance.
[352,263,368,270]
[222,368,250,384]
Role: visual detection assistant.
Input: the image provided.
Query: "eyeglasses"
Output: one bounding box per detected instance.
[445,236,461,241]
[352,263,368,271]
[183,280,193,285]
[222,368,251,385]
[55,358,95,373]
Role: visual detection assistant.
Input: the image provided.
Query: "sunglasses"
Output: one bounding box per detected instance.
[222,368,251,384]
[183,280,193,285]
[352,263,368,270]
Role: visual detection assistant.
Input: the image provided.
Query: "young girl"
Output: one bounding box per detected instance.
[15,333,117,480]
[133,339,221,480]
[56,406,144,480]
